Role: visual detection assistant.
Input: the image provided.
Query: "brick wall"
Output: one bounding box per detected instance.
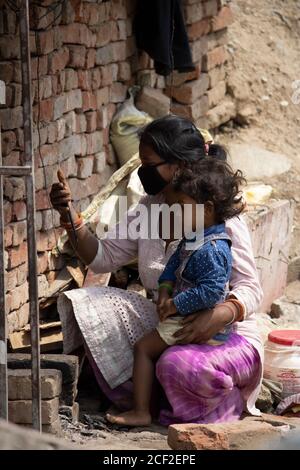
[0,0,234,333]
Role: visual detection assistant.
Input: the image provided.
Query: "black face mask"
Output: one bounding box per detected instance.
[138,162,169,195]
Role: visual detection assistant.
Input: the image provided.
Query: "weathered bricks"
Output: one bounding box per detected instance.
[202,45,228,71]
[8,369,62,400]
[9,398,59,425]
[8,354,79,406]
[1,0,235,332]
[166,74,209,104]
[136,87,170,118]
[168,417,291,450]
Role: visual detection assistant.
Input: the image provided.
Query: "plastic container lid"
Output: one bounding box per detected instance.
[268,330,300,346]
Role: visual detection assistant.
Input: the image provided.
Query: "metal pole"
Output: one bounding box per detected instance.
[19,0,41,432]
[0,87,8,421]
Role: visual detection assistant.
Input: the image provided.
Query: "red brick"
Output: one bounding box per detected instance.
[111,0,127,20]
[1,131,17,156]
[65,111,76,137]
[86,49,96,69]
[95,22,112,47]
[38,98,54,122]
[37,143,59,167]
[37,252,49,274]
[85,131,103,154]
[4,225,13,250]
[137,51,151,70]
[85,111,97,133]
[11,220,27,246]
[166,65,200,88]
[10,281,29,311]
[3,151,20,167]
[91,69,101,90]
[78,70,92,91]
[68,45,86,68]
[16,261,28,287]
[31,56,48,80]
[97,106,109,130]
[202,45,228,71]
[4,177,25,201]
[100,65,114,86]
[36,30,54,55]
[208,29,228,51]
[48,47,69,74]
[136,87,170,119]
[76,113,87,133]
[117,19,127,40]
[171,95,209,120]
[118,61,131,81]
[6,268,18,292]
[212,5,234,31]
[77,156,94,179]
[208,64,226,88]
[82,91,97,111]
[96,44,113,65]
[168,418,288,450]
[60,23,95,47]
[8,397,59,425]
[0,61,14,83]
[206,80,226,107]
[65,89,82,113]
[112,41,127,61]
[110,20,120,41]
[125,37,135,58]
[102,127,109,147]
[64,68,78,91]
[12,201,26,222]
[184,3,204,24]
[190,37,208,62]
[35,189,51,211]
[96,87,109,107]
[188,18,211,41]
[68,176,92,200]
[42,209,54,231]
[93,151,106,174]
[166,74,209,105]
[60,155,77,179]
[36,231,56,253]
[4,200,12,226]
[109,82,127,103]
[52,94,65,121]
[8,242,28,269]
[0,106,23,130]
[0,35,20,59]
[203,0,218,18]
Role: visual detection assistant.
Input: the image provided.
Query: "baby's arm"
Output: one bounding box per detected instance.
[173,245,230,316]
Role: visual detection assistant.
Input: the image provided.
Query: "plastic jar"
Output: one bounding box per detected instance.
[264,330,300,398]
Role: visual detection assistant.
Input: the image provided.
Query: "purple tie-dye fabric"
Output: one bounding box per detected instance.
[86,332,260,425]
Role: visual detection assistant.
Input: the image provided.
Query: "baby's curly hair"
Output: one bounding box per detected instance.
[172,157,246,222]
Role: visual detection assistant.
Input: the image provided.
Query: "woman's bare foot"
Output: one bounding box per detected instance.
[106,410,151,427]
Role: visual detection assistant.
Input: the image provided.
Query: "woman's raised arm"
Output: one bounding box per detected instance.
[50,169,139,272]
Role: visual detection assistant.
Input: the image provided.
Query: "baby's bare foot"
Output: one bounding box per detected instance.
[106,410,151,427]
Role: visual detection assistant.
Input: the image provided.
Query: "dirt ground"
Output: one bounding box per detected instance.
[216,0,300,259]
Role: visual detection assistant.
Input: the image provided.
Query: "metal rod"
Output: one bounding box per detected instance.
[0,166,32,176]
[20,0,41,432]
[0,110,8,421]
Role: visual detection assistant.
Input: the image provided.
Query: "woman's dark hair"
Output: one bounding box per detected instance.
[172,157,246,222]
[139,114,227,163]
